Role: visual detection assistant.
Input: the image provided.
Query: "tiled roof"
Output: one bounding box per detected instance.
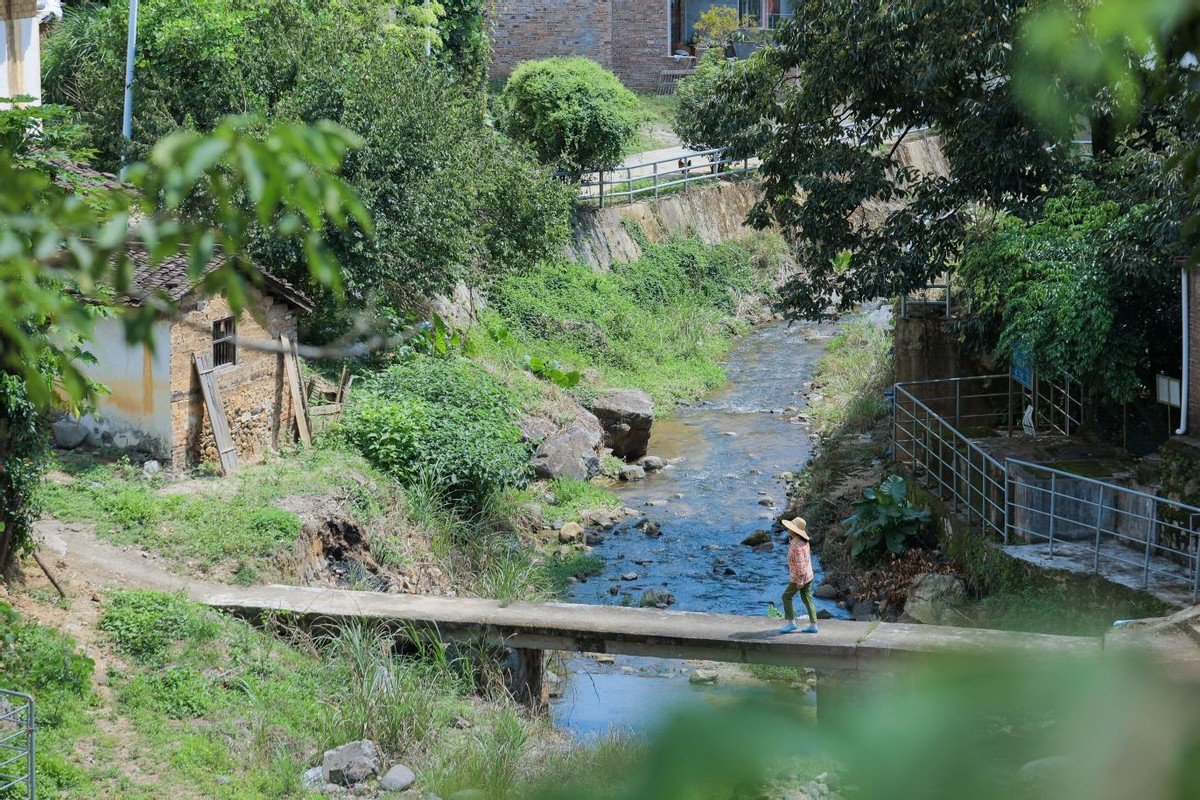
[126,249,314,313]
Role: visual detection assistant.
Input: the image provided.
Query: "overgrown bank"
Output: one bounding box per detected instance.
[785,316,1168,636]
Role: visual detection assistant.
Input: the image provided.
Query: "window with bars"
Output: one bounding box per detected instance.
[213,317,236,367]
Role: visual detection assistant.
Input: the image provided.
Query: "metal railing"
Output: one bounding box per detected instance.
[899,283,951,318]
[893,376,1200,601]
[893,377,1009,539]
[0,689,34,799]
[1006,459,1200,601]
[569,148,758,206]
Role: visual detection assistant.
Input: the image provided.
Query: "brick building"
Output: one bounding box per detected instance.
[73,250,311,470]
[489,0,794,93]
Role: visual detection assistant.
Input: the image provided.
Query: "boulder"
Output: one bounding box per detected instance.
[852,601,879,621]
[619,464,647,482]
[559,521,584,544]
[142,460,162,478]
[300,766,324,791]
[813,583,840,600]
[52,419,88,449]
[640,455,666,471]
[587,389,654,460]
[689,669,719,684]
[741,531,771,547]
[640,588,676,607]
[380,764,417,792]
[322,739,381,786]
[637,519,662,537]
[530,425,601,480]
[904,573,968,625]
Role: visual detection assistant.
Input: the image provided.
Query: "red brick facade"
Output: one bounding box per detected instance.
[489,0,669,93]
[1190,266,1200,433]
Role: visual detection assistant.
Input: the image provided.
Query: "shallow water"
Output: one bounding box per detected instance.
[553,321,850,738]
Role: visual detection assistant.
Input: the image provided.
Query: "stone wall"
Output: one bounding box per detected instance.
[489,0,614,80]
[568,179,764,271]
[169,291,299,469]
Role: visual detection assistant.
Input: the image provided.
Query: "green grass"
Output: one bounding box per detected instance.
[805,318,892,437]
[625,93,681,155]
[502,478,622,528]
[475,235,782,412]
[39,447,394,572]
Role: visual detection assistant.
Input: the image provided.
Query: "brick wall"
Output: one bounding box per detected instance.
[169,291,298,469]
[489,0,614,80]
[612,0,668,93]
[489,0,667,92]
[1190,266,1200,433]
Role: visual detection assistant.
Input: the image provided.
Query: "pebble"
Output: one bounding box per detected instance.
[621,572,638,581]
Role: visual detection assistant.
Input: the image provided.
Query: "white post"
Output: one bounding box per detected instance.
[120,0,139,180]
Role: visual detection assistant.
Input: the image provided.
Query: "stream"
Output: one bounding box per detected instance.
[552,320,853,738]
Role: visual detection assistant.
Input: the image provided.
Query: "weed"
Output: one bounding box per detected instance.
[98,590,219,665]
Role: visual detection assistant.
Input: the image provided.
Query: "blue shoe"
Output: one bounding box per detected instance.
[778,623,798,633]
[800,625,819,634]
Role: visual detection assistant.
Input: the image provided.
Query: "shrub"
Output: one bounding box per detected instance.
[841,476,931,560]
[498,57,642,173]
[99,591,220,666]
[339,356,531,508]
[693,5,741,46]
[674,48,778,156]
[0,602,94,715]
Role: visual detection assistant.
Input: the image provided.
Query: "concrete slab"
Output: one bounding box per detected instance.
[203,585,1100,673]
[1004,541,1197,609]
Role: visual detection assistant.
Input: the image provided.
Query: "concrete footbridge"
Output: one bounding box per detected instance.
[203,585,1103,706]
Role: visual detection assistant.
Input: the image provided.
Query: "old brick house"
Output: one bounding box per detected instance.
[70,250,311,470]
[489,0,794,93]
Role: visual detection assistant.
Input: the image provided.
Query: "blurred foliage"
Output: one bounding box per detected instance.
[498,57,643,174]
[534,656,1200,800]
[0,105,363,574]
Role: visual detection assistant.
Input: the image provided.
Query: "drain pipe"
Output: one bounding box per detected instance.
[1178,261,1190,436]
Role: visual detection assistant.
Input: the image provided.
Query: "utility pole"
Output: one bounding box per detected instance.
[119,0,138,180]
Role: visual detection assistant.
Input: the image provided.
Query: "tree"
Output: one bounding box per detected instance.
[44,0,571,332]
[699,1,1071,318]
[0,106,367,578]
[497,57,643,174]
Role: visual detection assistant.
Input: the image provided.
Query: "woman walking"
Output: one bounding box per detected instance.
[778,517,819,634]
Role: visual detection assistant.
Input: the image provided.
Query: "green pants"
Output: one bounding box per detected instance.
[783,581,817,623]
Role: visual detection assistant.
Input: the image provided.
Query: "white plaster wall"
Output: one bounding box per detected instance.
[1,18,41,106]
[77,319,174,458]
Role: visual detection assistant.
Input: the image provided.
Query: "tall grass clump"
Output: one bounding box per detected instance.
[805,318,892,437]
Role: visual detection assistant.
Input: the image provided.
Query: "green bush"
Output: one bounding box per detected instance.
[842,476,931,560]
[125,666,212,719]
[340,355,531,508]
[0,602,94,720]
[498,57,642,173]
[98,591,220,666]
[674,48,778,156]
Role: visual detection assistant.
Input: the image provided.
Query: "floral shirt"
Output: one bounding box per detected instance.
[787,536,814,585]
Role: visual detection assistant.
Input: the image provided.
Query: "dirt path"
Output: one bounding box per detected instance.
[33,518,225,602]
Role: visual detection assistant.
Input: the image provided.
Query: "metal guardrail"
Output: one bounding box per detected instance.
[899,284,951,318]
[0,689,34,799]
[567,148,758,206]
[893,376,1200,601]
[893,377,1009,539]
[1007,459,1200,601]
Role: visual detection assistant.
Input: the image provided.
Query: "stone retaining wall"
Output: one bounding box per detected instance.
[170,291,299,468]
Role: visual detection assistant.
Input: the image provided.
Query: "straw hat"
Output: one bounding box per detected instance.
[782,517,809,540]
